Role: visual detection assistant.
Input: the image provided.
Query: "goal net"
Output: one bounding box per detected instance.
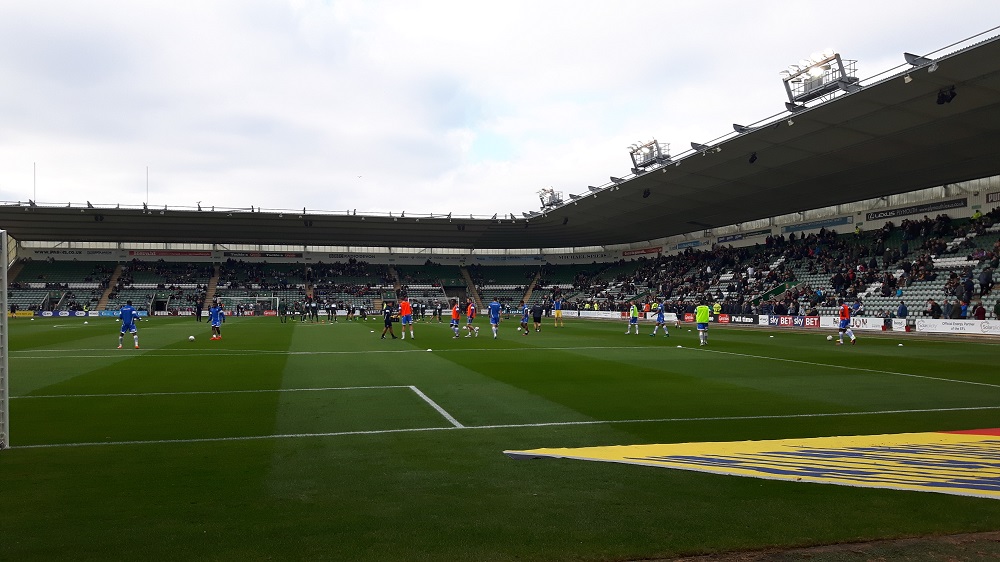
[215,295,279,316]
[1,230,9,449]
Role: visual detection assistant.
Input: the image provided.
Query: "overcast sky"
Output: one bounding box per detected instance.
[1,1,998,217]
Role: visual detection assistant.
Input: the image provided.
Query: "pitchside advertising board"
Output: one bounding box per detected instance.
[915,318,1000,335]
[758,315,823,328]
[5,310,149,318]
[752,315,885,331]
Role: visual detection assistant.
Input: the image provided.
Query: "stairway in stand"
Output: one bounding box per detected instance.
[97,264,123,310]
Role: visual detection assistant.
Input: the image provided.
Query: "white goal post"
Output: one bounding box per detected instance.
[214,295,279,315]
[1,230,9,449]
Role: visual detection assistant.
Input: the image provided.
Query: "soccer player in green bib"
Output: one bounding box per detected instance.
[695,300,711,346]
[626,303,640,334]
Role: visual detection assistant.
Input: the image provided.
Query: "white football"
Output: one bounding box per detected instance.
[188,335,195,341]
[83,321,88,324]
[827,335,833,341]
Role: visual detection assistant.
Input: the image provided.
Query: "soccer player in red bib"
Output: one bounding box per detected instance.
[399,296,414,340]
[836,298,857,345]
[450,299,461,338]
[465,299,479,338]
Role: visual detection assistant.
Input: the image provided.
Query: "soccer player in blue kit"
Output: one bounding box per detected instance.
[518,300,531,335]
[649,300,670,337]
[209,300,226,341]
[118,300,140,349]
[488,297,502,339]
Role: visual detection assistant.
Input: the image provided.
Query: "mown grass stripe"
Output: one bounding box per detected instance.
[12,404,1000,450]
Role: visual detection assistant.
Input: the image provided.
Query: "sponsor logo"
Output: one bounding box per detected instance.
[506,429,1000,500]
[988,192,1000,204]
[717,314,730,323]
[864,198,967,222]
[326,253,376,260]
[622,247,662,257]
[768,315,820,328]
[676,240,702,249]
[224,251,303,258]
[129,250,213,257]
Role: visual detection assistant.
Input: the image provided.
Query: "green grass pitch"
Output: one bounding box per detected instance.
[2,315,999,560]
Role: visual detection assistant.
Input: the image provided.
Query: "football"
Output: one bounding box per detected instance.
[188,335,195,341]
[826,335,833,341]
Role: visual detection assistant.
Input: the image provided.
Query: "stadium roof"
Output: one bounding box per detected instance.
[3,35,1000,250]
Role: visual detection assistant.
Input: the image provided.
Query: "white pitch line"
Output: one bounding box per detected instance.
[9,348,435,359]
[10,404,1000,450]
[690,346,1000,390]
[11,382,466,430]
[408,385,464,428]
[8,345,652,356]
[10,385,410,400]
[11,343,1000,391]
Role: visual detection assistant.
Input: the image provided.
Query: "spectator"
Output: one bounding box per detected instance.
[896,301,908,319]
[942,299,953,319]
[972,300,987,321]
[948,300,962,319]
[979,267,993,296]
[927,299,943,319]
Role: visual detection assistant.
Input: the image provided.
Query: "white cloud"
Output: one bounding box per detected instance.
[0,0,997,216]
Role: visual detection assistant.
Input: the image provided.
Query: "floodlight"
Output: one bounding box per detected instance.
[610,177,623,184]
[838,80,861,93]
[733,124,751,134]
[807,66,824,78]
[904,52,934,66]
[903,74,912,84]
[588,186,600,192]
[690,142,709,152]
[785,102,806,113]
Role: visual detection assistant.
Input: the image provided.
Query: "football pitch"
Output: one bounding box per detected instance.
[2,315,1000,561]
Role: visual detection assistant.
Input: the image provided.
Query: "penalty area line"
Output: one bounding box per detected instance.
[11,385,412,400]
[11,404,1000,450]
